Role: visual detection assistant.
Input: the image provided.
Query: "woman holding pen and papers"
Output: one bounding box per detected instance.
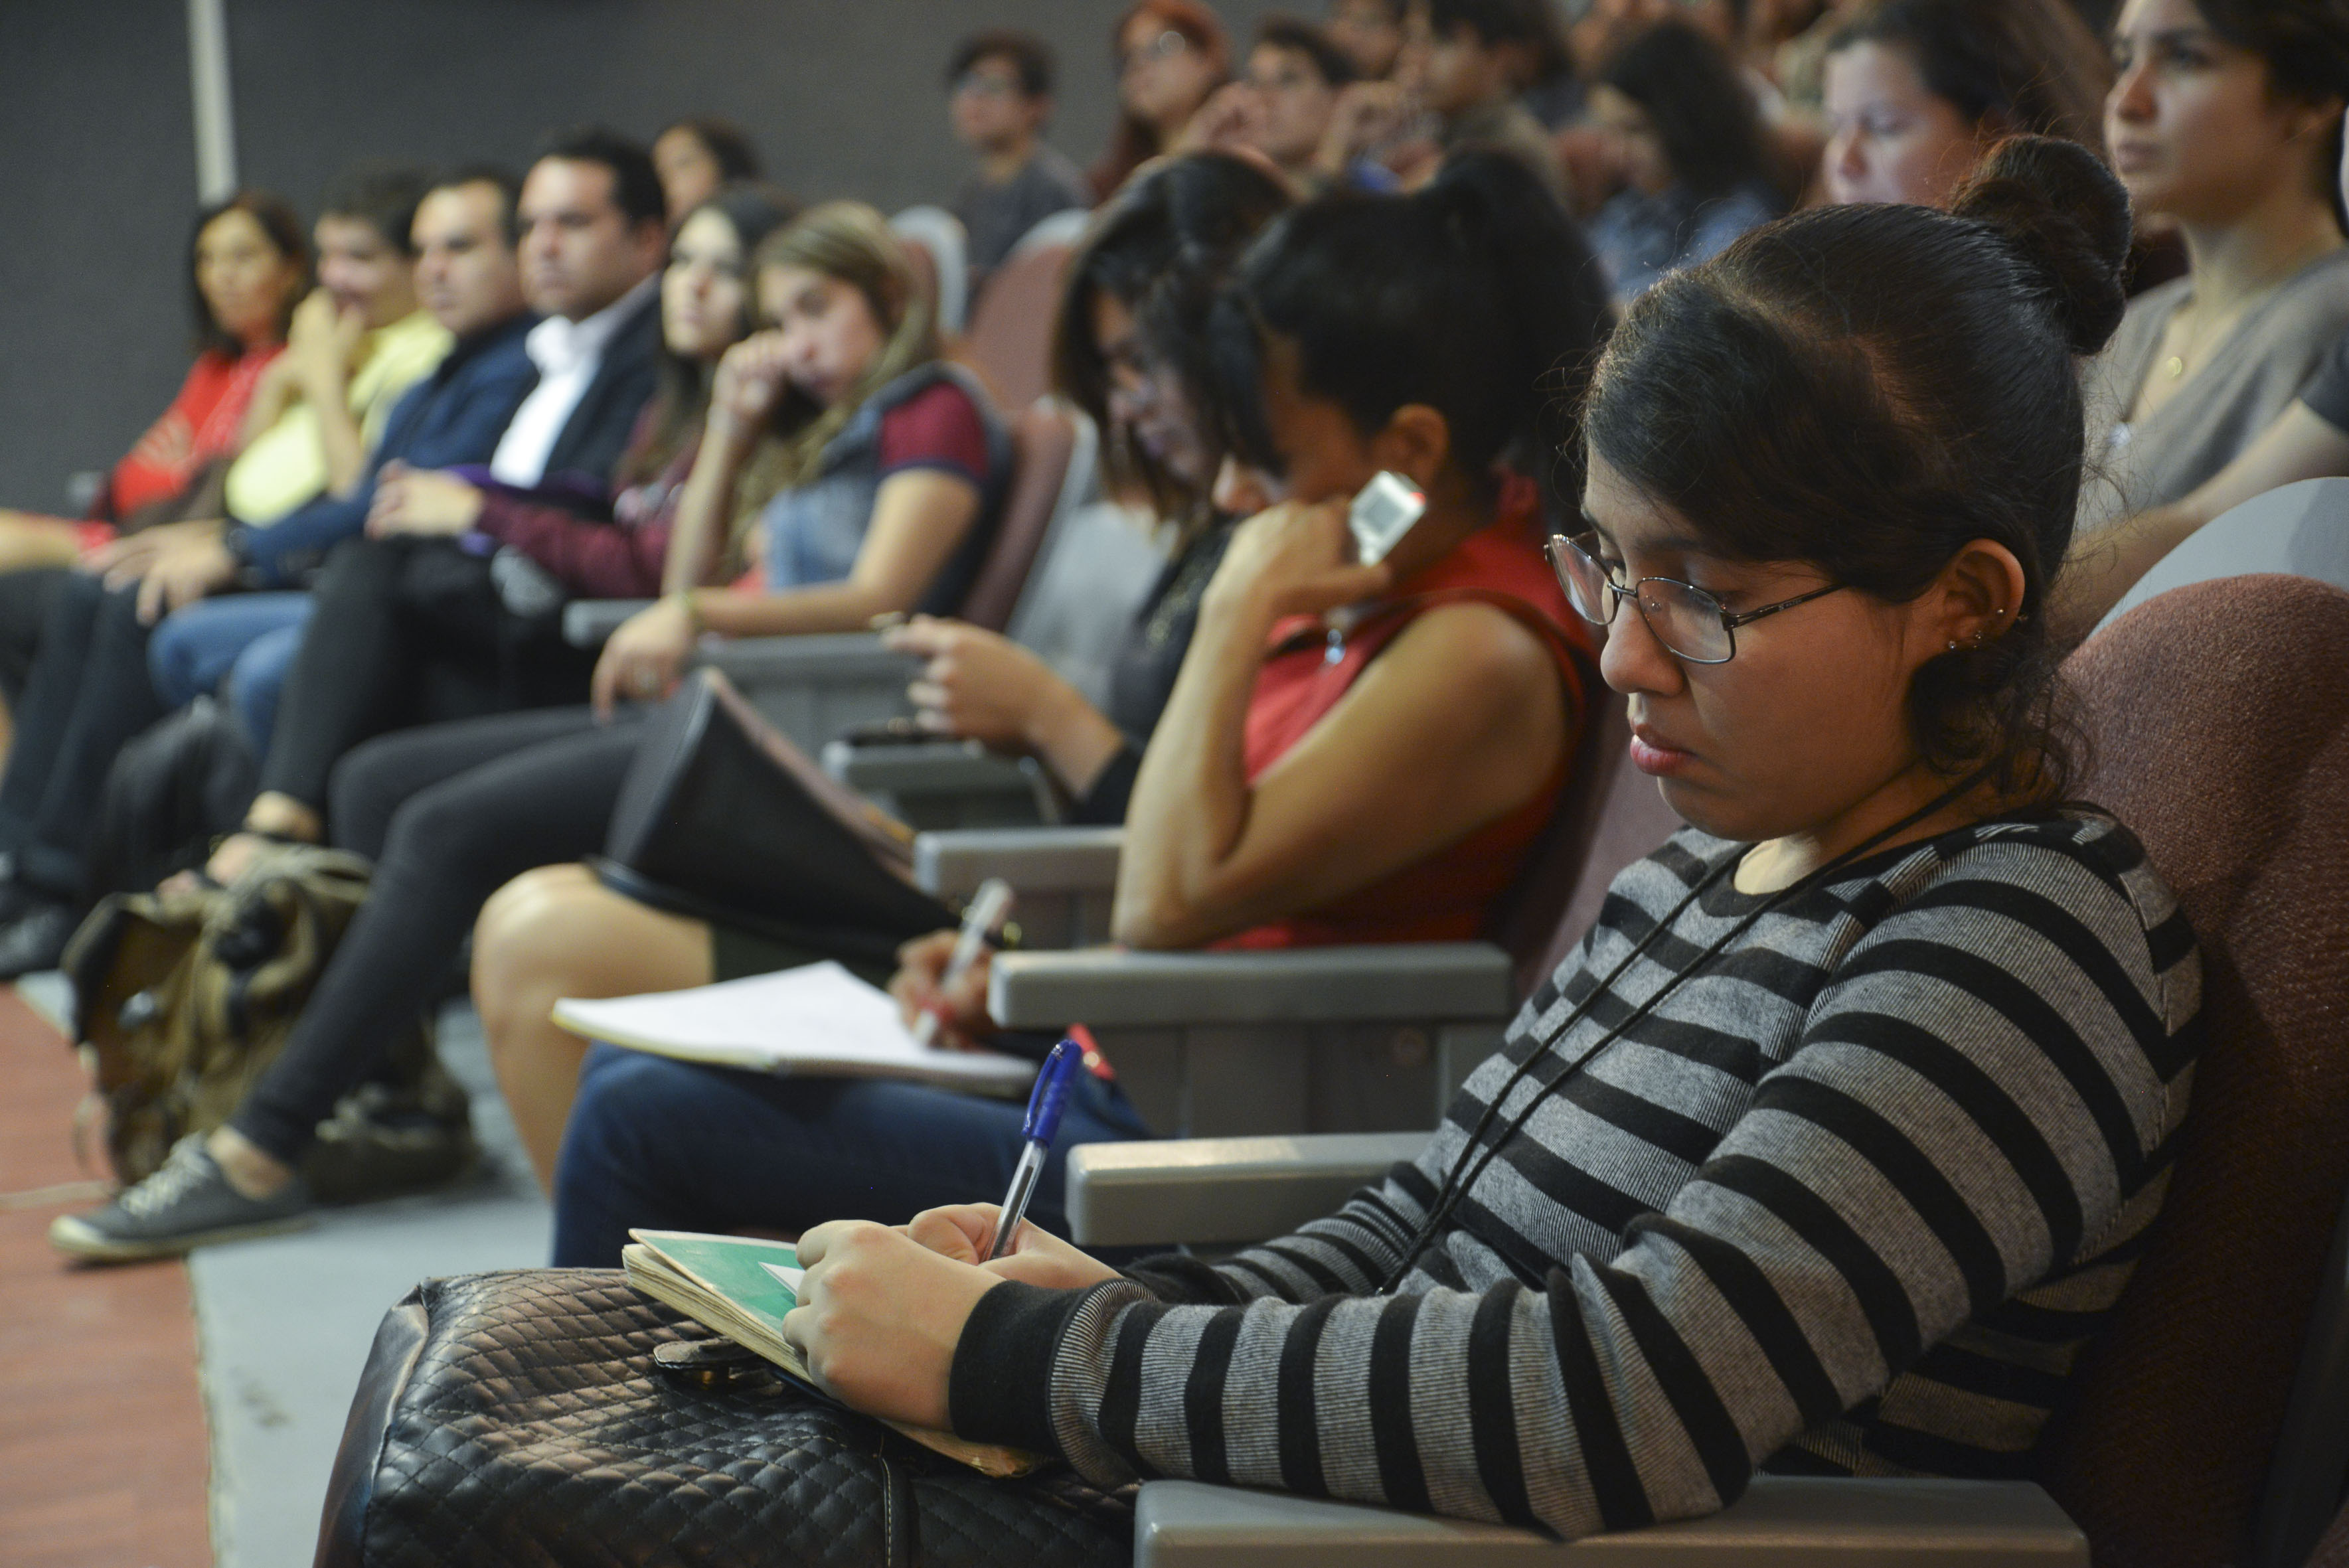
[762,140,2194,1544]
[472,153,1294,1188]
[544,151,1611,1265]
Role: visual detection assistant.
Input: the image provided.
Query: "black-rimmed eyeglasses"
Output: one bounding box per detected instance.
[1546,532,1843,665]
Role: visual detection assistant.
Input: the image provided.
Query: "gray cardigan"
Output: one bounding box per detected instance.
[2080,248,2349,527]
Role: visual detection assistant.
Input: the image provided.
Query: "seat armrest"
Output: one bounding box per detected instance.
[1135,1477,2087,1566]
[693,632,921,686]
[1068,1133,1427,1247]
[988,943,1513,1032]
[563,598,654,648]
[916,826,1125,901]
[823,738,1038,797]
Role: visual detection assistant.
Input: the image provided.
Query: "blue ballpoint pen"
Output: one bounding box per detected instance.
[988,1038,1082,1261]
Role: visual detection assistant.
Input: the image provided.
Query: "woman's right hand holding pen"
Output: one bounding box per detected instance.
[900,1202,1124,1291]
[887,929,995,1051]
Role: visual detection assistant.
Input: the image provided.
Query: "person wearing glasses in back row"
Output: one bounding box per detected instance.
[944,30,1092,290]
[727,138,2201,1544]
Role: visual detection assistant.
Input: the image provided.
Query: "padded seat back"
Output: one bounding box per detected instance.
[888,206,969,336]
[1485,676,1684,998]
[959,242,1074,414]
[954,400,1080,634]
[2038,575,2349,1568]
[2096,476,2349,636]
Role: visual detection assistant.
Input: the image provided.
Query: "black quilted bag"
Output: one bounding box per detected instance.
[316,1269,1135,1568]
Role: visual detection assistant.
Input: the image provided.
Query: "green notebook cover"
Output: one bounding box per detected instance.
[631,1230,803,1326]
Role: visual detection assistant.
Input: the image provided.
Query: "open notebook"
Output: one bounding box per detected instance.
[553,961,1039,1095]
[622,1228,1039,1477]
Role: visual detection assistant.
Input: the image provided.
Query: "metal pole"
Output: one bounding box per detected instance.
[187,0,237,201]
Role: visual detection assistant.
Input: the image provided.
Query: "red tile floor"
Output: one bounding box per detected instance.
[0,987,212,1568]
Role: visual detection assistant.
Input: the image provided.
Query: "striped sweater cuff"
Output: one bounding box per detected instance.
[949,1280,1098,1452]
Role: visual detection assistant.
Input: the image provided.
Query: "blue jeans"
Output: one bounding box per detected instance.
[148,593,313,749]
[550,1042,1153,1267]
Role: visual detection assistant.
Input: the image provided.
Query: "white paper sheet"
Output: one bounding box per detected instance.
[552,961,1040,1094]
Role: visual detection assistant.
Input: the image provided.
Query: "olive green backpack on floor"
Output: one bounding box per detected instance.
[58,843,473,1199]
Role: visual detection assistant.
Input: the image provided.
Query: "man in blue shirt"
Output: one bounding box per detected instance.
[0,169,538,974]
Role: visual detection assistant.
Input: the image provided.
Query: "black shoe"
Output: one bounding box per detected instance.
[0,901,80,979]
[50,1135,313,1262]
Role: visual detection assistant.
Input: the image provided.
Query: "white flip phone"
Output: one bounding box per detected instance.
[1347,471,1427,566]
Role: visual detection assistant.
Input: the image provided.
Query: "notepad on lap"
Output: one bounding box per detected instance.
[621,1228,1039,1478]
[552,961,1038,1095]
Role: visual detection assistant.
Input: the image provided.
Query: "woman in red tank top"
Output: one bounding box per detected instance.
[1109,149,1614,953]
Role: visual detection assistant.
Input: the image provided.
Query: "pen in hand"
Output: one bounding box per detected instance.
[914,877,1013,1048]
[989,1037,1082,1261]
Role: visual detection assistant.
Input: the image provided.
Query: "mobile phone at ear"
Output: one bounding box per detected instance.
[1348,471,1427,566]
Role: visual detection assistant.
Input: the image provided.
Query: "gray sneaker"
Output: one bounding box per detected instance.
[50,1135,312,1262]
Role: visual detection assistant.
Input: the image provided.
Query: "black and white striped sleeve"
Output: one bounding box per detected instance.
[948,835,2196,1535]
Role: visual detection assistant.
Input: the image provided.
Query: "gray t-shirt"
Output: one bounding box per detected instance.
[2298,327,2349,435]
[952,144,1090,283]
[2079,248,2349,527]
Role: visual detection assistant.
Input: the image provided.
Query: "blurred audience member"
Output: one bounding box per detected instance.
[1089,0,1231,201]
[148,169,541,750]
[1585,22,1783,303]
[1183,15,1402,192]
[1325,0,1406,76]
[945,29,1090,285]
[0,163,453,975]
[212,126,668,867]
[1384,0,1572,196]
[1821,0,2108,207]
[45,186,799,1263]
[0,194,307,709]
[0,195,307,576]
[652,118,762,226]
[2080,0,2349,527]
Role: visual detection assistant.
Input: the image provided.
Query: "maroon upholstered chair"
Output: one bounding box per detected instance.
[2038,574,2349,1568]
[951,400,1078,635]
[956,242,1073,414]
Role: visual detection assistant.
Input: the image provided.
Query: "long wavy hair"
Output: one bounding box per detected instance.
[732,202,939,542]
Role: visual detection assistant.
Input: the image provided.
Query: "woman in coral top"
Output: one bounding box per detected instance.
[543,150,1616,1265]
[0,193,307,568]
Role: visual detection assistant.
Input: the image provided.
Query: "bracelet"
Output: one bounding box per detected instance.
[669,589,704,635]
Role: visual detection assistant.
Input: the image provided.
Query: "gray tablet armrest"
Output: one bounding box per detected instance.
[694,631,921,687]
[1066,1132,1427,1247]
[915,826,1125,902]
[1133,1477,2087,1567]
[563,598,655,647]
[987,943,1513,1032]
[823,739,1058,829]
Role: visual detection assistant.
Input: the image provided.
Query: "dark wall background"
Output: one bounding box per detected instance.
[0,0,1285,512]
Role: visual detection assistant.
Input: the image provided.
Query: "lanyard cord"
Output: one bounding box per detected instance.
[1376,771,1995,1294]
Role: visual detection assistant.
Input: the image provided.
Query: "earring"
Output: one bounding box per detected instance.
[1946,640,1960,653]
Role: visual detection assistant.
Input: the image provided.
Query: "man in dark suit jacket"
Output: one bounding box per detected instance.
[222,127,671,863]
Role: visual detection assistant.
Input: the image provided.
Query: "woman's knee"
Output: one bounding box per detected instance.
[472,864,606,1005]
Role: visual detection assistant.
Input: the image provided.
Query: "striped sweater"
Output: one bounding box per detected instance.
[950,811,2202,1535]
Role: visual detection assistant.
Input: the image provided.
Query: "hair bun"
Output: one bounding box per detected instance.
[1951,135,2133,356]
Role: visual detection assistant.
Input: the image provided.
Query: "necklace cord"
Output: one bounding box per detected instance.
[1375,768,1997,1293]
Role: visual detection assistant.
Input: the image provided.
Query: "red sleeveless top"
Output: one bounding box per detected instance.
[1218,497,1593,950]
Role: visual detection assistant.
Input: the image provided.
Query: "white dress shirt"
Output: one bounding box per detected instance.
[489,274,658,487]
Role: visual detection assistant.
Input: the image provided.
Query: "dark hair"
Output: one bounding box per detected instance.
[427,164,523,246]
[1423,0,1574,86]
[187,191,308,356]
[1585,135,2132,797]
[318,162,431,256]
[1256,15,1360,86]
[1599,21,1771,200]
[658,118,763,183]
[621,183,803,487]
[1090,0,1232,200]
[534,125,667,230]
[1052,151,1294,523]
[1211,149,1613,518]
[2188,0,2349,215]
[948,29,1058,97]
[1826,0,2109,151]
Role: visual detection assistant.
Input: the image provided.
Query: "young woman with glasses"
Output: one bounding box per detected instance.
[764,137,2201,1541]
[1089,0,1231,201]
